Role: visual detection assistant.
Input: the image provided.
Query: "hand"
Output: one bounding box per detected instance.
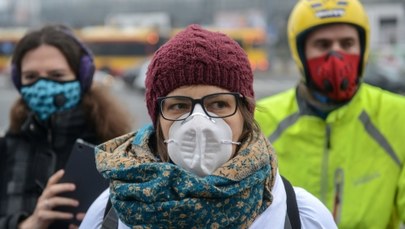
[68,212,86,229]
[75,212,86,221]
[18,170,79,229]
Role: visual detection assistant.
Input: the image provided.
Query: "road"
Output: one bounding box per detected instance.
[0,70,299,134]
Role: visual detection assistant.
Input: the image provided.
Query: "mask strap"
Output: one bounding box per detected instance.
[164,139,175,144]
[221,140,241,145]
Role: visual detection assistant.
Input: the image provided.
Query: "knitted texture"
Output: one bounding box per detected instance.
[95,125,276,228]
[145,24,254,125]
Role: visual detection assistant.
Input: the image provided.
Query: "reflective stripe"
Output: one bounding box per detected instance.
[333,168,344,224]
[270,112,300,143]
[320,125,331,203]
[359,111,401,166]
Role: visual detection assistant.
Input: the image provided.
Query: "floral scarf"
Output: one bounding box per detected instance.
[95,124,277,228]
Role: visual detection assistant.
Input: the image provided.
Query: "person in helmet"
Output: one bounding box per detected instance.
[255,0,405,228]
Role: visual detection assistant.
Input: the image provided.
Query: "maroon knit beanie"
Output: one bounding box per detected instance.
[145,24,254,125]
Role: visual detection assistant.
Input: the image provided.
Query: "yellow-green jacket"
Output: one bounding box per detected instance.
[255,83,405,229]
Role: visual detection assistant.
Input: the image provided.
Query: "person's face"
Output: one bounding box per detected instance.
[21,44,75,85]
[305,24,360,59]
[159,85,244,156]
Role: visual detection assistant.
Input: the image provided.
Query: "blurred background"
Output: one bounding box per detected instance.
[0,0,404,132]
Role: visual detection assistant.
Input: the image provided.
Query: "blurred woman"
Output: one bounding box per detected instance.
[0,24,132,229]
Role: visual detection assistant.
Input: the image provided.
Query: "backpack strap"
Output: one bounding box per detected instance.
[282,176,301,229]
[101,198,119,229]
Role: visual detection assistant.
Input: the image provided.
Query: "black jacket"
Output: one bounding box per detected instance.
[0,108,99,229]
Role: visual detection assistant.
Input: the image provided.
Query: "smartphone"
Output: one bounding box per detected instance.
[49,139,109,228]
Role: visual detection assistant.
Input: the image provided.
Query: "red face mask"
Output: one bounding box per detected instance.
[307,51,360,102]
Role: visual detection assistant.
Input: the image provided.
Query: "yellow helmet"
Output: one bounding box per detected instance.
[288,0,370,81]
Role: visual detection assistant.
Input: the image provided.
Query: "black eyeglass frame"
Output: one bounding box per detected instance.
[157,92,244,121]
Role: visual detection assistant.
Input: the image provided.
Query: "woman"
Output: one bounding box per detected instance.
[0,25,132,229]
[80,24,337,228]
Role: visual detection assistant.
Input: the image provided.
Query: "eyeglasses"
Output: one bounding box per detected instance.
[157,92,243,121]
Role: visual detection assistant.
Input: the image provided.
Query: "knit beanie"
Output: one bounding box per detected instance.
[145,24,254,125]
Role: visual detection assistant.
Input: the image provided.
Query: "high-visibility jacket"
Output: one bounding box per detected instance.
[255,83,405,229]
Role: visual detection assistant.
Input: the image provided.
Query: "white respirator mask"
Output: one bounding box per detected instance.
[164,105,240,177]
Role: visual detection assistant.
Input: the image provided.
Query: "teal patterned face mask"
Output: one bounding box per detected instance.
[20,78,82,120]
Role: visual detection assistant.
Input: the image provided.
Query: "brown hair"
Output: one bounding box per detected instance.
[11,24,83,83]
[154,96,260,162]
[81,83,133,141]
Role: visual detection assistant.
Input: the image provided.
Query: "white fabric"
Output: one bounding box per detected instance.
[250,173,337,229]
[80,172,337,229]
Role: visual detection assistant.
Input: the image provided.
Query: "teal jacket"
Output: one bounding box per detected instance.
[255,83,405,229]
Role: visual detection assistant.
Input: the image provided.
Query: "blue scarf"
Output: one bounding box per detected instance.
[95,124,277,228]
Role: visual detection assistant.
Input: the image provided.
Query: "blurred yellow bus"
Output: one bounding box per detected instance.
[78,26,164,76]
[0,27,27,73]
[171,26,270,72]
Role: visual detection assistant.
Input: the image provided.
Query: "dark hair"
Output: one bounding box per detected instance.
[155,96,260,162]
[11,24,82,80]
